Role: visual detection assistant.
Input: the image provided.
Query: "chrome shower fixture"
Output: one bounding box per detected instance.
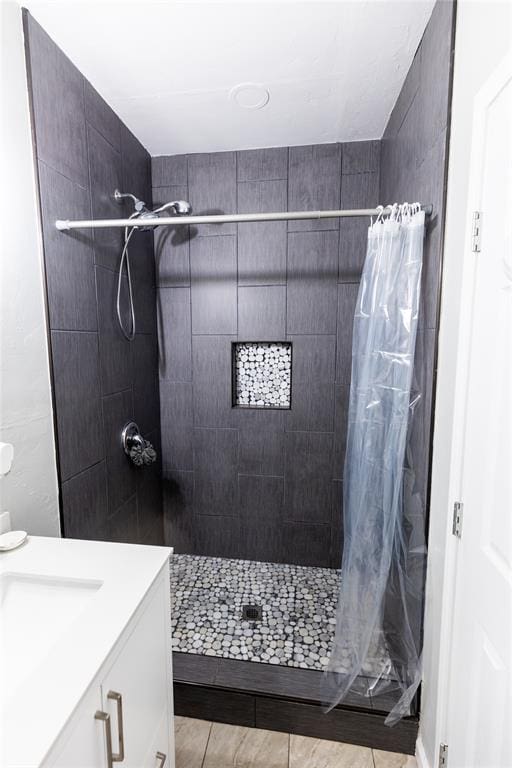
[114,189,192,226]
[113,188,147,212]
[152,199,193,216]
[121,421,157,466]
[113,189,192,342]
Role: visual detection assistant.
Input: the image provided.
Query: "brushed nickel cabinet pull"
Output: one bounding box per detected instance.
[95,711,114,768]
[107,691,125,763]
[156,752,166,768]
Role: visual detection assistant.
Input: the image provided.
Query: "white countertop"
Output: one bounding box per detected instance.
[0,535,171,768]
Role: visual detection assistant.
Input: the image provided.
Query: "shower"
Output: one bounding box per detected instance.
[114,189,192,341]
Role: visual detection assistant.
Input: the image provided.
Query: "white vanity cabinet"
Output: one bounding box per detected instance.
[41,565,174,768]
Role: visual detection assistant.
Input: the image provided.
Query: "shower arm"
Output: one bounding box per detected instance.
[55,205,433,231]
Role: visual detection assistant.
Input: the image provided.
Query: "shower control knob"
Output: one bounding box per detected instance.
[129,439,157,467]
[121,421,157,467]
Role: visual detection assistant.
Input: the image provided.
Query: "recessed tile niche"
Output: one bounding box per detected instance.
[233,342,292,409]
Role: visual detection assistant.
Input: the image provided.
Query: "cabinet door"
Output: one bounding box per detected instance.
[46,684,105,768]
[142,710,175,768]
[100,577,171,768]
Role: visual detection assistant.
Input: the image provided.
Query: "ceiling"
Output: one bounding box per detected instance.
[24,1,435,157]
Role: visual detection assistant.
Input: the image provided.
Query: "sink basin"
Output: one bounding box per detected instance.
[0,572,102,699]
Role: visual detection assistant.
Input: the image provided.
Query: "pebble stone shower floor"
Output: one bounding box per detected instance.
[170,554,340,670]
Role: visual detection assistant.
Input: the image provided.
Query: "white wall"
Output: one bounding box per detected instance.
[0,2,60,536]
[419,2,511,766]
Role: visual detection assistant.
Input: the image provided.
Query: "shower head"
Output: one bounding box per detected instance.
[173,200,193,215]
[152,200,192,216]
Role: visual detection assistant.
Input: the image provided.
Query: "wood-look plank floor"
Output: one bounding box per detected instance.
[174,717,418,768]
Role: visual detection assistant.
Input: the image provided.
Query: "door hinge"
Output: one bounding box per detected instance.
[439,743,449,767]
[471,210,482,252]
[452,502,463,538]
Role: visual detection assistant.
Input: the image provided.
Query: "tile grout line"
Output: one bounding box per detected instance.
[199,720,214,768]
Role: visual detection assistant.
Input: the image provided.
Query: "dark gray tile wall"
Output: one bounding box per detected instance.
[25,13,163,544]
[380,1,454,333]
[237,179,287,285]
[156,140,381,567]
[378,0,455,675]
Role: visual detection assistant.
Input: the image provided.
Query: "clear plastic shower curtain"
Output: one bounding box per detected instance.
[324,204,426,725]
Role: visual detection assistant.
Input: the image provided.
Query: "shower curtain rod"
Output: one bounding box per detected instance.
[55,204,432,231]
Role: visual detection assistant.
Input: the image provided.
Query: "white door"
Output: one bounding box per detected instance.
[446,56,512,768]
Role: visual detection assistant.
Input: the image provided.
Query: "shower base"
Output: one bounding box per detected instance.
[170,554,388,677]
[170,556,419,754]
[170,554,338,670]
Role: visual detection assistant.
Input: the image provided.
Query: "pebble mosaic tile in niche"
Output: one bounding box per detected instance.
[233,342,292,409]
